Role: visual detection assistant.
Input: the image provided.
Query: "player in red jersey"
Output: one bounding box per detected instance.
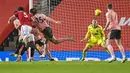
[8,7,37,62]
[9,10,24,57]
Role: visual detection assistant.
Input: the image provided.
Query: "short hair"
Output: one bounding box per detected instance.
[92,20,97,23]
[30,8,37,15]
[107,4,112,9]
[14,10,17,13]
[17,6,24,11]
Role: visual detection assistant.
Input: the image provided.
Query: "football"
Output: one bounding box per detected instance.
[95,9,101,16]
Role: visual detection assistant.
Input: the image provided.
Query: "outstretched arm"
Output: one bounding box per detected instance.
[81,28,90,42]
[104,13,111,31]
[44,15,61,24]
[8,15,16,24]
[13,19,21,29]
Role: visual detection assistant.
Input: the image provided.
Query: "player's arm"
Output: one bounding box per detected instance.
[43,14,61,24]
[31,16,36,22]
[8,15,17,24]
[14,24,20,29]
[31,16,38,27]
[13,20,21,29]
[104,13,111,31]
[81,27,90,42]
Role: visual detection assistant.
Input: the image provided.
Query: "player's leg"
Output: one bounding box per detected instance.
[16,45,27,62]
[35,39,44,55]
[20,36,35,61]
[27,42,35,61]
[106,31,117,62]
[81,39,94,61]
[42,27,75,44]
[36,40,45,58]
[15,29,22,54]
[27,34,38,61]
[39,45,45,58]
[16,36,30,62]
[36,44,43,55]
[113,30,127,63]
[50,36,75,44]
[106,39,116,62]
[16,25,31,62]
[10,42,24,57]
[19,35,35,62]
[35,37,44,56]
[81,45,90,61]
[15,35,19,49]
[44,43,55,61]
[39,40,54,61]
[98,39,110,54]
[14,19,21,50]
[10,31,23,57]
[115,40,127,63]
[34,44,42,56]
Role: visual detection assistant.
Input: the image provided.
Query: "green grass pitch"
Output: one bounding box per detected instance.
[0,61,130,73]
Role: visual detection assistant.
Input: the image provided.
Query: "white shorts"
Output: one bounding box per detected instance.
[23,33,35,42]
[21,25,35,41]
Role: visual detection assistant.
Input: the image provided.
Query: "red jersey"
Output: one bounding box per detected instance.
[14,11,32,26]
[27,13,33,27]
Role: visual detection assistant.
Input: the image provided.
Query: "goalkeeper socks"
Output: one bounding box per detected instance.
[82,51,86,59]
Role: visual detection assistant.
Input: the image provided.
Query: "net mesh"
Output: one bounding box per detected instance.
[32,0,130,60]
[32,0,49,15]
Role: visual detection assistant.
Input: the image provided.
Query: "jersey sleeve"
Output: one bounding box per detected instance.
[83,25,91,40]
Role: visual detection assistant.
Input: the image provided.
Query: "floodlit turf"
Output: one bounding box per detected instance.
[0,61,130,73]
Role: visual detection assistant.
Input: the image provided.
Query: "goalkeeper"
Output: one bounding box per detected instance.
[81,20,109,61]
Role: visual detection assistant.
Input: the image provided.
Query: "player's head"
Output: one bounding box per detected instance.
[107,4,112,10]
[92,20,98,27]
[14,10,17,14]
[17,6,24,11]
[30,8,37,15]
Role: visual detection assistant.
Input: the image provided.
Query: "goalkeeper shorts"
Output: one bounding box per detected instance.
[86,38,105,48]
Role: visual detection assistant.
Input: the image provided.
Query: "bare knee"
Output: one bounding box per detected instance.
[83,46,90,52]
[116,41,122,47]
[83,48,87,52]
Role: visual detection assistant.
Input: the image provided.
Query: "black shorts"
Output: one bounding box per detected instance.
[42,27,53,41]
[110,30,121,39]
[35,39,44,46]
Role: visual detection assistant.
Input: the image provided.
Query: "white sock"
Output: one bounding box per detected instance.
[112,56,115,59]
[122,55,126,59]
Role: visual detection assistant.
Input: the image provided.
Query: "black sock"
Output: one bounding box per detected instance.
[15,42,24,54]
[20,46,27,56]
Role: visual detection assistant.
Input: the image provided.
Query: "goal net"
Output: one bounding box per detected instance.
[30,0,130,61]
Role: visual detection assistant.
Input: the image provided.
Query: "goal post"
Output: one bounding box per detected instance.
[29,0,33,12]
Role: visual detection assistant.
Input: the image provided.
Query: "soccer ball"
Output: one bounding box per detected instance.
[95,9,101,16]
